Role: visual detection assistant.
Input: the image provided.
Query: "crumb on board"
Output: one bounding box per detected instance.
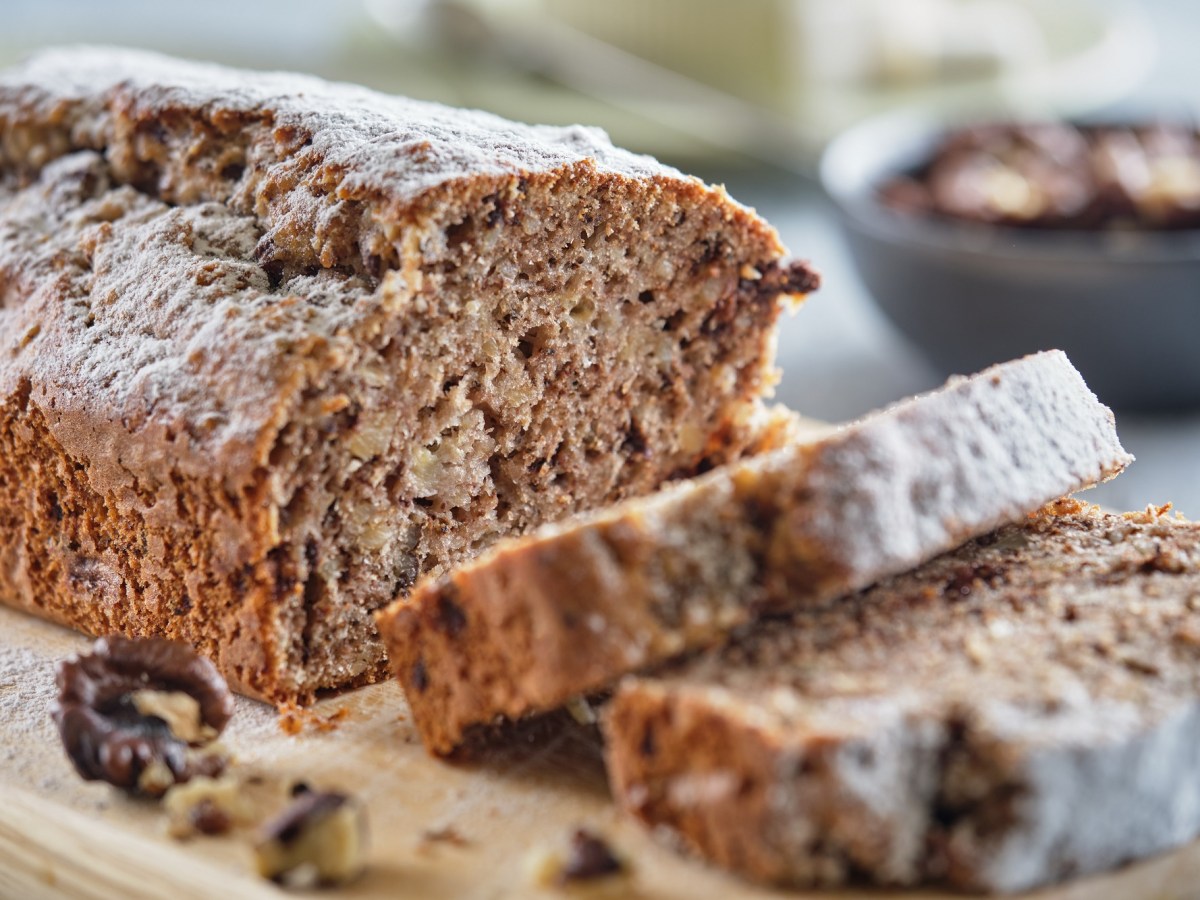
[278,703,351,735]
[420,825,471,848]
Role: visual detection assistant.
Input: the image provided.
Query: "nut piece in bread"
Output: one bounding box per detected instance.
[524,827,631,892]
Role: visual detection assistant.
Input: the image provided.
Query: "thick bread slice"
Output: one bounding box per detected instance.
[0,48,815,703]
[604,502,1200,893]
[379,351,1132,754]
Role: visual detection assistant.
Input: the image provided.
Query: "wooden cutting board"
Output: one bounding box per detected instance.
[3,605,1200,900]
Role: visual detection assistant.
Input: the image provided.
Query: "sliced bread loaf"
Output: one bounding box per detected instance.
[379,351,1132,754]
[604,501,1200,893]
[0,48,815,703]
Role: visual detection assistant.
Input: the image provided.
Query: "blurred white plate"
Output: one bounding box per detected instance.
[365,0,1156,172]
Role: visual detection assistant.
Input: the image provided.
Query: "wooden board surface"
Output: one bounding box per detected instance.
[5,608,1200,898]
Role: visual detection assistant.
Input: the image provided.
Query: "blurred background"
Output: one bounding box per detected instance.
[3,0,1196,513]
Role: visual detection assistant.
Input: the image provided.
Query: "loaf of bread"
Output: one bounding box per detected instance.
[605,501,1200,893]
[0,48,817,703]
[380,351,1132,754]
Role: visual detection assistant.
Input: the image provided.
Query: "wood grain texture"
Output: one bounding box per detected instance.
[2,605,1200,899]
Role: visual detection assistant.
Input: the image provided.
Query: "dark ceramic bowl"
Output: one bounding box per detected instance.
[819,112,1200,411]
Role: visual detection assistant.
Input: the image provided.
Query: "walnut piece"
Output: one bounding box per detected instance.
[166,775,249,838]
[132,689,217,744]
[564,696,598,726]
[254,790,368,887]
[525,828,629,890]
[52,636,234,797]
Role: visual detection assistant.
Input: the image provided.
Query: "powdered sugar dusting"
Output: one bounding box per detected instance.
[1,46,682,205]
[0,615,89,795]
[804,350,1132,582]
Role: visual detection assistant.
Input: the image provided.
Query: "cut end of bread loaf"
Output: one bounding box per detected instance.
[380,350,1131,755]
[604,502,1200,893]
[0,48,817,702]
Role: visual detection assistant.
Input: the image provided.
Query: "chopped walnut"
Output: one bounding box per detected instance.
[254,790,368,888]
[880,123,1200,230]
[525,828,629,890]
[164,771,297,840]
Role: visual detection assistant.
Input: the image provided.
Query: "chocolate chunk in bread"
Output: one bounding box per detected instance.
[0,47,816,703]
[605,501,1200,892]
[379,351,1131,754]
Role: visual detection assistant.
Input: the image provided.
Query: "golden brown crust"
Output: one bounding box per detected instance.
[0,49,811,702]
[380,351,1132,754]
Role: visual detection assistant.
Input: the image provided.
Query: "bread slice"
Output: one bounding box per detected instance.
[379,350,1132,754]
[0,48,817,703]
[604,501,1200,893]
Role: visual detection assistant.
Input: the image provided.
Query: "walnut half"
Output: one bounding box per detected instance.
[52,636,234,797]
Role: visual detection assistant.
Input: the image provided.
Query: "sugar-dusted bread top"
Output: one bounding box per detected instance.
[0,45,804,506]
[640,500,1199,728]
[381,351,1132,754]
[605,502,1200,892]
[0,45,699,206]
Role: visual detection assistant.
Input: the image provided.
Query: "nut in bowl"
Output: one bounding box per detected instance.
[820,111,1200,411]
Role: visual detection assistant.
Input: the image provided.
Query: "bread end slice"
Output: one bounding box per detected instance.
[605,503,1200,892]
